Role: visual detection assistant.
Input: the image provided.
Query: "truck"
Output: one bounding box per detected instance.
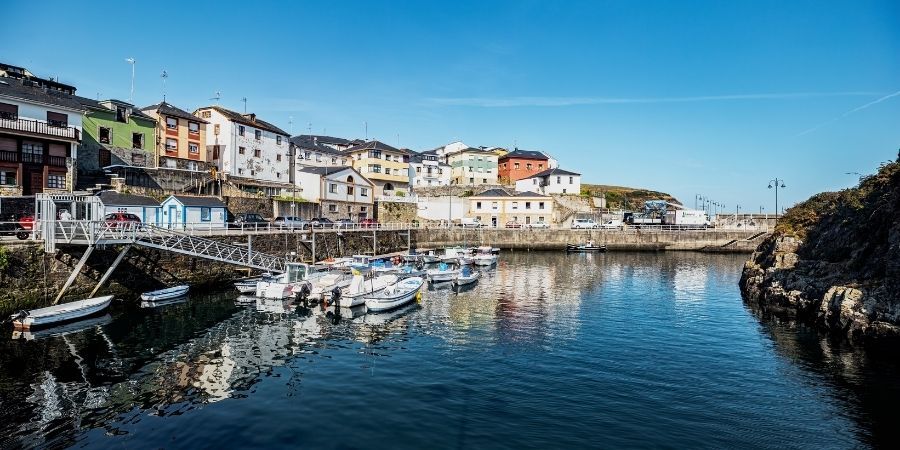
[663,209,710,228]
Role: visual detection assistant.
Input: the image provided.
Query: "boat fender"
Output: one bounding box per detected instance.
[416,291,423,303]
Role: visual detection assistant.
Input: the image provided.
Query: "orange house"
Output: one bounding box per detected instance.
[497,149,549,183]
[140,101,208,167]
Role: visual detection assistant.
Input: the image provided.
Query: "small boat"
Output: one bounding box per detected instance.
[454,266,481,286]
[11,314,112,341]
[140,285,189,301]
[472,246,498,266]
[234,273,276,293]
[339,272,399,307]
[372,259,400,274]
[458,256,474,265]
[350,255,373,272]
[566,243,607,252]
[427,262,459,283]
[309,271,354,301]
[397,265,426,278]
[364,277,425,313]
[256,262,315,299]
[9,295,114,330]
[140,296,188,308]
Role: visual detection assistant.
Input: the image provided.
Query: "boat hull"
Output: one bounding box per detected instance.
[473,257,496,266]
[140,285,189,301]
[427,270,459,282]
[365,278,424,313]
[566,244,607,252]
[455,272,481,286]
[11,295,114,330]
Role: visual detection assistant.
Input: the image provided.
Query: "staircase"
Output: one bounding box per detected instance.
[131,225,286,272]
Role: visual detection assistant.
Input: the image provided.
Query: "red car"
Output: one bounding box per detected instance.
[0,214,34,240]
[360,218,379,229]
[104,212,142,229]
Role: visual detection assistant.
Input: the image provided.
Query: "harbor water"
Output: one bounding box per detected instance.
[1,252,898,449]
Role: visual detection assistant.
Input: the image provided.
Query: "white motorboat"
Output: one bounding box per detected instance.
[309,271,353,301]
[140,285,189,301]
[426,262,460,283]
[350,255,373,272]
[234,273,276,293]
[454,267,481,286]
[255,262,315,299]
[339,271,399,307]
[364,277,425,313]
[371,259,400,274]
[472,246,498,266]
[11,314,112,341]
[397,265,426,278]
[458,256,474,265]
[140,296,188,308]
[9,295,114,330]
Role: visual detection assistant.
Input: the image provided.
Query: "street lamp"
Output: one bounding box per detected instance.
[768,178,786,216]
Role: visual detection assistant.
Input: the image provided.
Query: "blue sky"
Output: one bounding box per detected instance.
[5,0,899,212]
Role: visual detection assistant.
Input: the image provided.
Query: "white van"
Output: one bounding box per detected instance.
[571,218,599,229]
[600,219,623,229]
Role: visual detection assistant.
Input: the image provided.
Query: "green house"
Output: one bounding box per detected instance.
[76,98,156,179]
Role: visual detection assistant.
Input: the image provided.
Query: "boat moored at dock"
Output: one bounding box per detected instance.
[364,277,425,313]
[8,295,115,330]
[140,285,190,302]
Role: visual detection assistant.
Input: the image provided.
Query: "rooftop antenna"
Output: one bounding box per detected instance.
[241,97,247,113]
[125,57,136,102]
[160,70,168,102]
[210,91,221,105]
[289,116,293,135]
[96,92,101,101]
[308,122,312,134]
[397,133,400,147]
[365,121,368,140]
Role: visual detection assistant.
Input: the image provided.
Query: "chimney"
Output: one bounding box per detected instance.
[243,113,256,122]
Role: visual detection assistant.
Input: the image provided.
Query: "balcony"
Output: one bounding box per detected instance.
[0,117,80,141]
[1,150,68,166]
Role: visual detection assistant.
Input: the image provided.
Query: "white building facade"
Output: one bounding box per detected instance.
[294,166,375,220]
[515,168,581,195]
[409,150,450,188]
[196,106,292,195]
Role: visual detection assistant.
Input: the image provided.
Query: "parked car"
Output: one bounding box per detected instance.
[360,218,379,229]
[600,219,623,230]
[527,220,550,229]
[333,218,355,229]
[0,213,34,240]
[505,221,523,229]
[273,216,305,229]
[459,217,482,228]
[571,218,600,229]
[309,217,334,229]
[231,213,270,228]
[105,212,142,229]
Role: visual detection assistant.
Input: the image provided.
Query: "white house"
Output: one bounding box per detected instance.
[195,105,292,196]
[294,166,375,220]
[409,150,450,188]
[515,168,581,195]
[160,195,227,229]
[97,190,161,225]
[0,62,85,195]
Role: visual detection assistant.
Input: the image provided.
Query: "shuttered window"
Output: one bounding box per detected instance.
[47,112,67,127]
[0,103,17,120]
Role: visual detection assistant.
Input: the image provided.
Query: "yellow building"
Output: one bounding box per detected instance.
[140,102,208,167]
[467,188,554,227]
[346,140,410,196]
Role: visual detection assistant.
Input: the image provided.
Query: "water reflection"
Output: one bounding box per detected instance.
[0,252,895,448]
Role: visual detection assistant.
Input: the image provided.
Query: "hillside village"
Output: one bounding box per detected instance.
[0,61,635,227]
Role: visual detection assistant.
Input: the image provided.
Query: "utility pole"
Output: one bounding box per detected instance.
[768,178,786,217]
[241,97,248,113]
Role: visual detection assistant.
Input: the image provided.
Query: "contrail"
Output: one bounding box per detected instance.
[426,92,881,108]
[796,90,900,137]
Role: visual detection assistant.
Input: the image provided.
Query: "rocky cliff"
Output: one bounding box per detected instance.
[740,156,900,340]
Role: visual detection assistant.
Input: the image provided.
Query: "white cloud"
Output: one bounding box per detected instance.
[796,90,900,137]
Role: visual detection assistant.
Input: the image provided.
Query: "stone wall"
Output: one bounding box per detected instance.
[0,229,410,316]
[377,201,418,223]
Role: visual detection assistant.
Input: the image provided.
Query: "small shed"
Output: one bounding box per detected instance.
[160,195,227,229]
[97,190,161,225]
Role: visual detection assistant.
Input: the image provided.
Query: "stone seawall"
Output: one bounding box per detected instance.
[412,228,767,252]
[0,230,409,316]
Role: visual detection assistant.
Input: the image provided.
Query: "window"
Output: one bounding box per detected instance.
[187,161,198,171]
[569,176,574,184]
[254,149,261,157]
[526,163,532,170]
[416,167,422,173]
[47,112,67,127]
[539,216,545,222]
[189,121,200,134]
[514,162,520,170]
[476,201,482,209]
[539,202,545,209]
[238,125,245,136]
[347,205,353,213]
[189,143,199,154]
[315,153,321,162]
[276,135,282,145]
[361,188,368,197]
[482,179,487,183]
[468,167,473,172]
[332,157,337,164]
[557,176,561,183]
[512,202,519,210]
[201,110,212,119]
[0,170,16,186]
[276,173,281,178]
[538,164,544,170]
[328,204,338,213]
[276,154,282,162]
[200,207,211,221]
[238,168,244,175]
[525,202,531,209]
[385,168,391,175]
[254,130,261,140]
[132,133,143,149]
[347,185,354,195]
[563,189,567,193]
[166,138,177,151]
[99,127,112,144]
[469,178,474,184]
[166,116,178,129]
[214,124,220,135]
[533,178,538,185]
[0,102,18,120]
[47,173,65,189]
[237,146,245,155]
[360,206,368,213]
[329,183,337,193]
[491,202,498,210]
[369,164,382,173]
[116,106,128,123]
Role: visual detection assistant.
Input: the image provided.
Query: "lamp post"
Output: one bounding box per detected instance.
[768,178,786,216]
[695,194,702,210]
[125,58,136,103]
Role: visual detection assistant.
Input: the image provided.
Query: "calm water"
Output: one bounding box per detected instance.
[1,252,898,449]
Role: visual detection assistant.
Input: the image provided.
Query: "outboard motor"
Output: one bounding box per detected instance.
[295,283,311,307]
